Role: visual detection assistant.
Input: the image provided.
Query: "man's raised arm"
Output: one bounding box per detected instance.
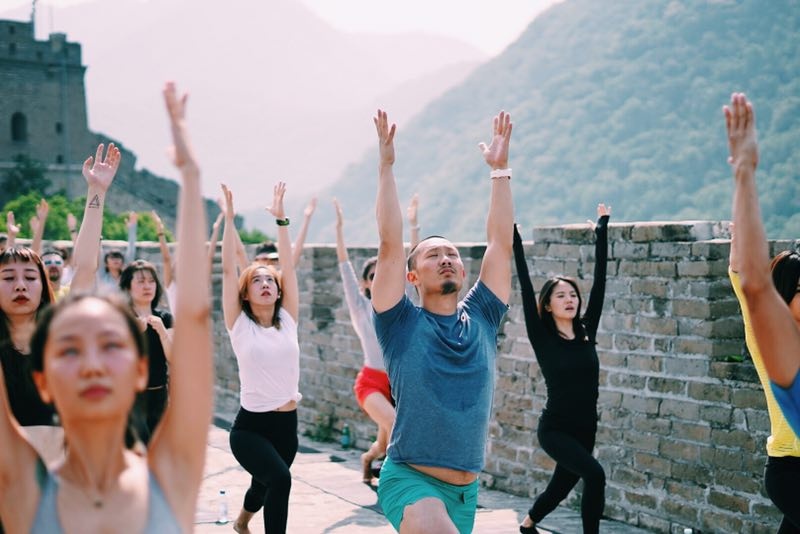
[478,111,514,304]
[372,109,406,313]
[728,92,800,388]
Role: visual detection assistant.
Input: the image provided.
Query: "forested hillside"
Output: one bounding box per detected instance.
[312,0,800,243]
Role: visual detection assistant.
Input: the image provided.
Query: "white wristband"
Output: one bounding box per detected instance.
[490,168,512,179]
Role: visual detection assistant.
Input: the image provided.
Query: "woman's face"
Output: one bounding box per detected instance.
[245,267,280,307]
[128,269,157,306]
[545,280,579,321]
[34,298,147,422]
[0,260,43,317]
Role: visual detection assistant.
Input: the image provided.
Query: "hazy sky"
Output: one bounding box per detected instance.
[9,0,560,56]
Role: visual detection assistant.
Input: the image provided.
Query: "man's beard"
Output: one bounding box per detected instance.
[441,280,458,295]
[48,272,60,283]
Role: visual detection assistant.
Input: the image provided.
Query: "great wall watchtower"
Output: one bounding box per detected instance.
[0,17,217,231]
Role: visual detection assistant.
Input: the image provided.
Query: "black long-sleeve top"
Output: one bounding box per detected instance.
[512,215,609,432]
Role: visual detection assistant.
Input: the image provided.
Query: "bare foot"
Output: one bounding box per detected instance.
[233,509,254,534]
[361,452,373,483]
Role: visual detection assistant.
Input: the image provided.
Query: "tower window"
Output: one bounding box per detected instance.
[11,112,27,142]
[55,122,63,134]
[56,155,64,164]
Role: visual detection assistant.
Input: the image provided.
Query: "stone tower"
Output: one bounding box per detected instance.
[0,17,219,232]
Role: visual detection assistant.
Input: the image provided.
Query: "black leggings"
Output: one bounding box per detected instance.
[765,456,800,533]
[230,407,298,534]
[528,422,605,534]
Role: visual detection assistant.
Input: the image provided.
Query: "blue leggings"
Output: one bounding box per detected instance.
[528,422,605,534]
[229,407,298,534]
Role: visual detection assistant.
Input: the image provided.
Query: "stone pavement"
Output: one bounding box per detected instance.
[194,424,653,534]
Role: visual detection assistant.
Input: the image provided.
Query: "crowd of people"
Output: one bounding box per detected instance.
[0,89,797,534]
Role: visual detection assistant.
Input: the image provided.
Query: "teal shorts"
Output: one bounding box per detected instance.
[377,457,479,533]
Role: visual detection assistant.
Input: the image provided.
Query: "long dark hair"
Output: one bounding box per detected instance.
[771,251,800,306]
[537,276,588,341]
[0,246,55,350]
[119,260,164,312]
[238,264,283,329]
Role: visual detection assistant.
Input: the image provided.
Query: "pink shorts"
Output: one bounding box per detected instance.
[353,366,393,409]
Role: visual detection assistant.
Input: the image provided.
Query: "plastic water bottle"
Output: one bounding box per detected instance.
[341,423,351,449]
[216,489,229,525]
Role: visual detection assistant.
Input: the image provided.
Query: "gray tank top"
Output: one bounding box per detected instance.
[31,460,182,533]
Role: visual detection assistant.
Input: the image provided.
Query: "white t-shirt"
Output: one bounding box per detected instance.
[227,308,301,412]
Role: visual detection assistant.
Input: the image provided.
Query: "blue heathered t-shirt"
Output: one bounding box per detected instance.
[374,280,507,472]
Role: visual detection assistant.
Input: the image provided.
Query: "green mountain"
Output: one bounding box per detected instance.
[311,0,800,245]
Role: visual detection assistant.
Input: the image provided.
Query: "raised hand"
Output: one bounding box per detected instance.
[304,197,318,218]
[407,193,419,227]
[221,184,235,220]
[373,109,396,167]
[36,199,49,224]
[82,143,121,192]
[587,203,612,230]
[333,198,344,230]
[151,210,165,234]
[66,212,77,234]
[479,110,512,170]
[723,92,758,171]
[266,182,287,220]
[163,82,199,177]
[125,211,138,228]
[6,211,19,238]
[146,315,168,337]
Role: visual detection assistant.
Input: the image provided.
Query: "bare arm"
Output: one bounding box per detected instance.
[372,110,406,313]
[6,211,19,249]
[207,211,223,268]
[267,182,299,321]
[407,193,420,250]
[151,210,174,288]
[221,185,243,330]
[29,199,49,256]
[125,211,138,264]
[149,83,213,530]
[727,92,800,387]
[477,111,514,304]
[333,198,349,263]
[70,143,122,292]
[292,196,316,267]
[0,353,41,532]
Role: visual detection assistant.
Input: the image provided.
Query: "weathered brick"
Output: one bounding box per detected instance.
[659,438,702,462]
[659,399,701,421]
[672,421,712,442]
[619,259,677,277]
[707,490,750,513]
[631,414,672,435]
[634,451,672,477]
[677,259,729,277]
[672,298,712,319]
[647,376,687,395]
[687,381,730,403]
[630,278,670,298]
[614,333,654,352]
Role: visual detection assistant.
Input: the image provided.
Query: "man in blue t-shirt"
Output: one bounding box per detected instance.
[371,109,514,533]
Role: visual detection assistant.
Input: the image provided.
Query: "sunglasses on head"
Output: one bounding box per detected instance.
[43,259,63,266]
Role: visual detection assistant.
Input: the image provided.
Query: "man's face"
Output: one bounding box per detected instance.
[42,254,64,283]
[408,238,465,296]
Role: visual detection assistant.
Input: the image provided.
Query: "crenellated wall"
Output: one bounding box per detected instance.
[128,220,797,534]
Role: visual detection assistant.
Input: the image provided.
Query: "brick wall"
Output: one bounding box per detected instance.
[130,220,792,533]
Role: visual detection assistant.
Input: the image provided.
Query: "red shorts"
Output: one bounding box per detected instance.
[353,366,393,409]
